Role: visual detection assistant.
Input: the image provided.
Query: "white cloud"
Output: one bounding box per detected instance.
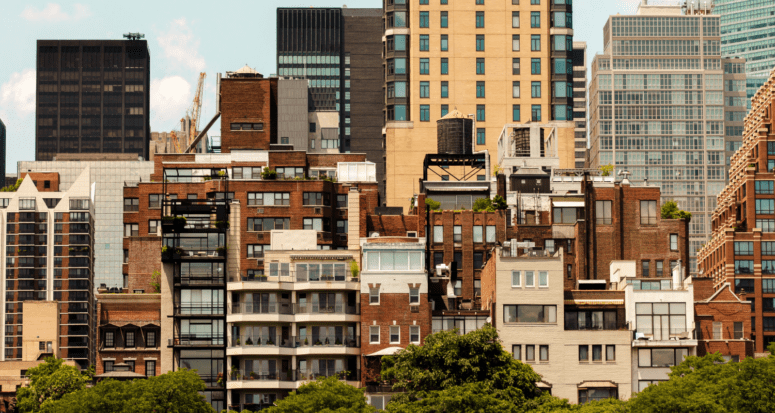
[21,3,92,22]
[0,69,36,116]
[157,18,206,72]
[150,76,192,131]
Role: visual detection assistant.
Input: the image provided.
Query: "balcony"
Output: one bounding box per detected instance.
[227,370,360,390]
[227,269,359,290]
[633,328,697,346]
[175,273,225,286]
[168,334,225,347]
[294,304,359,316]
[230,303,294,316]
[230,334,359,349]
[174,303,225,316]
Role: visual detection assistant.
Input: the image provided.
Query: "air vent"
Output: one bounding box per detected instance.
[314,207,322,214]
[257,208,264,214]
[406,231,418,237]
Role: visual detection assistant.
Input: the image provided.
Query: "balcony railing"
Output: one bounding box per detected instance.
[229,335,360,348]
[169,334,225,346]
[634,328,694,341]
[229,270,358,283]
[176,274,225,285]
[231,369,296,382]
[295,304,359,315]
[230,303,294,315]
[175,303,225,316]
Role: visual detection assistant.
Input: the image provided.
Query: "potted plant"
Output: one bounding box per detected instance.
[216,245,227,256]
[267,337,275,346]
[216,372,224,386]
[350,261,359,281]
[218,170,227,178]
[203,176,212,181]
[261,167,277,180]
[230,364,240,380]
[235,337,241,346]
[335,337,342,345]
[245,337,253,346]
[304,338,309,346]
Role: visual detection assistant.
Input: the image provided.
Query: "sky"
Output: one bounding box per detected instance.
[0,0,642,174]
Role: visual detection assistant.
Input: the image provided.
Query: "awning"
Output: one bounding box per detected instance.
[577,381,618,389]
[553,201,585,207]
[100,321,160,328]
[366,346,404,357]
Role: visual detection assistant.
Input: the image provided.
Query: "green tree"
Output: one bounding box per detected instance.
[425,198,441,211]
[493,195,508,210]
[382,325,542,412]
[660,200,692,220]
[37,369,212,413]
[265,376,375,413]
[0,178,22,192]
[472,197,495,212]
[15,357,91,412]
[600,164,613,177]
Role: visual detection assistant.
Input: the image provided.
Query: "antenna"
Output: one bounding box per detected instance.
[123,32,145,40]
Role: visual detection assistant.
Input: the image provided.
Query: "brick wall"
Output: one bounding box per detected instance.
[95,294,161,376]
[127,236,162,293]
[219,77,277,152]
[19,172,59,191]
[693,278,754,359]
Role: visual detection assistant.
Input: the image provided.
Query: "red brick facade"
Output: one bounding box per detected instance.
[18,172,59,191]
[219,77,278,152]
[693,278,754,360]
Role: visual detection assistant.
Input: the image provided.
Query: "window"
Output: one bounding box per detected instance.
[635,303,687,338]
[512,105,521,122]
[595,201,612,224]
[531,105,541,121]
[336,220,348,234]
[303,218,324,231]
[579,345,589,361]
[472,226,483,243]
[512,271,521,287]
[476,35,485,51]
[512,58,520,75]
[473,252,484,270]
[476,0,484,3]
[390,326,400,344]
[230,122,263,131]
[126,360,135,372]
[148,220,160,235]
[123,198,139,212]
[410,326,420,343]
[545,240,555,254]
[713,321,722,339]
[579,388,617,405]
[531,0,539,3]
[303,192,329,206]
[606,345,616,361]
[512,11,520,27]
[554,207,577,224]
[476,58,485,75]
[420,105,430,122]
[670,234,678,251]
[734,261,754,274]
[756,181,774,194]
[454,279,462,296]
[764,279,775,293]
[309,123,316,133]
[475,11,484,28]
[441,105,449,117]
[420,81,430,98]
[146,331,156,347]
[503,305,557,323]
[337,194,348,208]
[640,201,657,225]
[149,194,161,208]
[476,105,485,122]
[733,322,743,339]
[530,11,540,27]
[438,81,448,98]
[513,345,521,360]
[531,58,541,75]
[248,192,290,206]
[433,225,443,243]
[512,81,520,98]
[486,225,496,242]
[591,345,602,361]
[757,199,775,214]
[440,11,448,27]
[638,348,689,367]
[420,35,429,51]
[525,345,535,361]
[766,318,775,332]
[441,58,449,74]
[370,326,380,343]
[247,245,266,258]
[757,219,775,232]
[419,11,429,27]
[539,345,549,361]
[124,224,138,237]
[453,225,462,242]
[105,331,115,347]
[642,261,650,278]
[440,35,448,51]
[531,81,541,98]
[420,58,429,74]
[248,218,290,231]
[476,81,485,98]
[512,35,519,51]
[104,360,114,373]
[126,331,135,347]
[656,261,664,277]
[531,35,541,51]
[539,271,548,287]
[734,278,754,294]
[369,286,380,304]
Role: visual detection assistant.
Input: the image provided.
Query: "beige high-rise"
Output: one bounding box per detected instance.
[383,0,575,207]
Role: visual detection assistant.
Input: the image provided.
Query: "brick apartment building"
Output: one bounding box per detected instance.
[693,277,753,361]
[699,70,775,354]
[219,68,278,152]
[122,150,378,410]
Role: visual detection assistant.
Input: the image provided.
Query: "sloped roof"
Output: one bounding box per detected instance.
[439,109,469,120]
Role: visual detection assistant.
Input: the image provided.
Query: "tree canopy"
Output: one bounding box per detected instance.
[472,196,508,212]
[264,376,375,413]
[381,325,543,412]
[15,357,92,412]
[36,368,212,413]
[660,200,692,220]
[425,198,441,211]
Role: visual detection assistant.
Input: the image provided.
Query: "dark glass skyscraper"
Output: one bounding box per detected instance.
[276,8,385,201]
[35,40,151,161]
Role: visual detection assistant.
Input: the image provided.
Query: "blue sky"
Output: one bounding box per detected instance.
[0,0,640,173]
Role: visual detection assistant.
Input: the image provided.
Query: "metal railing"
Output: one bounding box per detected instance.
[231,369,295,381]
[295,304,359,315]
[229,335,359,348]
[175,303,225,315]
[169,334,225,346]
[230,303,294,315]
[229,270,358,283]
[634,328,694,341]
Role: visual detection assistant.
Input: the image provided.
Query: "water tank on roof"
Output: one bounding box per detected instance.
[436,110,473,154]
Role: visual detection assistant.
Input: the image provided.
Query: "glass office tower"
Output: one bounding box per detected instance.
[589,3,748,274]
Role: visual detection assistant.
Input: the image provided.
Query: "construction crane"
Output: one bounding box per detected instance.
[187,72,206,150]
[170,130,182,153]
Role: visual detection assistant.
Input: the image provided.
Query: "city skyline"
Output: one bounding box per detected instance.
[0,0,636,173]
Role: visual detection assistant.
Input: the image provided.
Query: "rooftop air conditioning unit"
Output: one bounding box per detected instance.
[435,264,450,278]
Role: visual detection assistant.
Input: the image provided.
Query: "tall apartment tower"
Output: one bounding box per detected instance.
[713,0,775,105]
[1,170,94,369]
[382,0,575,207]
[0,118,5,186]
[276,8,385,200]
[588,2,748,274]
[35,40,151,161]
[571,41,587,167]
[698,69,775,354]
